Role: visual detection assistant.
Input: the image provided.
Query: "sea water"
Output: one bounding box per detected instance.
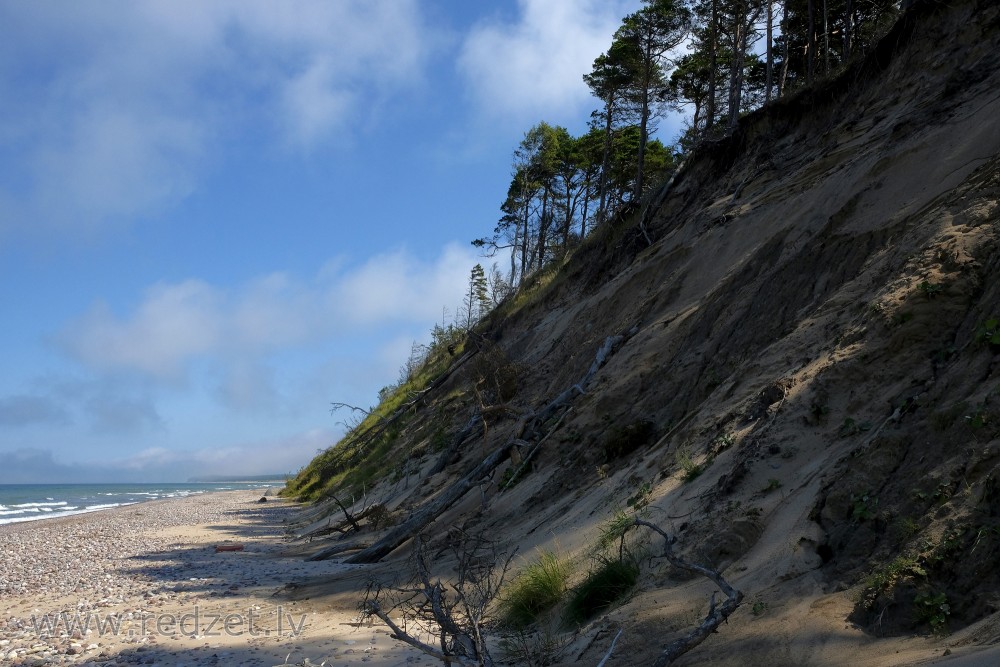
[0,482,279,526]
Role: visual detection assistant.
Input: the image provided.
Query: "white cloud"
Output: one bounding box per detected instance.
[458,0,640,125]
[64,280,223,379]
[0,0,429,236]
[58,244,478,386]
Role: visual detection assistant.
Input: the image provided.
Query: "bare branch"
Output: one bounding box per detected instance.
[633,519,744,666]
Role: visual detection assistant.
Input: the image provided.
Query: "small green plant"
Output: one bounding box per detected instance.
[626,481,653,511]
[499,551,573,629]
[564,557,640,626]
[892,311,914,327]
[712,432,735,450]
[810,402,831,422]
[966,406,988,430]
[838,417,873,437]
[914,591,950,634]
[975,317,1000,345]
[896,516,922,541]
[596,509,636,558]
[751,599,769,616]
[762,478,782,494]
[917,281,945,298]
[971,525,1000,553]
[859,554,926,609]
[850,492,878,522]
[676,448,705,482]
[602,420,657,461]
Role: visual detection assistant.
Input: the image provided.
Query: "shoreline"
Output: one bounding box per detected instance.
[0,483,283,528]
[0,489,418,666]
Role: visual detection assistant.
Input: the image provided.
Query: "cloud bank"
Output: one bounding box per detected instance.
[0,0,429,237]
[58,243,477,382]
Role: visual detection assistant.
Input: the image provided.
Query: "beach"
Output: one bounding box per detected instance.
[0,490,421,667]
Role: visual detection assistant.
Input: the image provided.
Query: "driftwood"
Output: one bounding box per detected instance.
[361,532,513,667]
[633,519,743,666]
[306,541,371,561]
[429,413,484,476]
[333,330,636,564]
[343,440,527,564]
[300,502,388,541]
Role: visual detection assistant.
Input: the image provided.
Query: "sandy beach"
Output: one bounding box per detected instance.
[0,490,422,667]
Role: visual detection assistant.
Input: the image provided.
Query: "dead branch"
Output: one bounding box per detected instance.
[359,532,514,667]
[344,439,524,564]
[306,541,371,561]
[633,519,743,666]
[596,628,623,667]
[429,412,484,476]
[332,495,362,532]
[329,402,371,417]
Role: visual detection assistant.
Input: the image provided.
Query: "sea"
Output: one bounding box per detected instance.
[0,482,282,526]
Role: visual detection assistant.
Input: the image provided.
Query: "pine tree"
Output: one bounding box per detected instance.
[463,264,490,331]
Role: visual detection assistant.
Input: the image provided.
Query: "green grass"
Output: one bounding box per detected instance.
[499,551,573,629]
[564,557,640,626]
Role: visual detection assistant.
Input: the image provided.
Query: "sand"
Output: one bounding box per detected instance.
[0,490,424,667]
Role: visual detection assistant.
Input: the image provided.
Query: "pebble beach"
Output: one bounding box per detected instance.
[0,490,422,667]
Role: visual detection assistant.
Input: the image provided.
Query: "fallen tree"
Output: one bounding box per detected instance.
[327,329,636,564]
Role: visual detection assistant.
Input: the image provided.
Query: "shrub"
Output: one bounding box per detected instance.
[499,551,572,629]
[602,420,657,461]
[564,557,639,626]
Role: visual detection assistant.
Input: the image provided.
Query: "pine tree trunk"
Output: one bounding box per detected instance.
[823,0,830,75]
[845,0,853,57]
[779,1,790,96]
[807,0,816,84]
[765,1,774,103]
[597,101,613,225]
[705,0,718,136]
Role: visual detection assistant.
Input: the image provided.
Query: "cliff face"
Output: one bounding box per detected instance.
[288,1,1000,664]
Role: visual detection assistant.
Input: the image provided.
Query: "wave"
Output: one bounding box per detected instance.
[10,501,68,508]
[0,502,137,526]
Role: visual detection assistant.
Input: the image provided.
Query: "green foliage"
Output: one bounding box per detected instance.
[850,492,878,522]
[917,280,945,298]
[839,417,873,437]
[603,419,657,461]
[564,557,640,626]
[891,311,914,327]
[762,478,782,494]
[858,554,926,610]
[913,591,950,634]
[912,480,954,506]
[500,463,529,489]
[751,599,769,616]
[675,447,706,482]
[975,317,1000,345]
[471,342,522,404]
[596,509,636,555]
[499,552,573,630]
[966,406,988,430]
[626,481,653,511]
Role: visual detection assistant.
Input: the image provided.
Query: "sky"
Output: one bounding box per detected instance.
[0,0,673,483]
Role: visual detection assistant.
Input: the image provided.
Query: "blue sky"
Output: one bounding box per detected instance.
[0,0,667,483]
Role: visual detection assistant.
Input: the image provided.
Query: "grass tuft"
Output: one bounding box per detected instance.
[564,557,639,626]
[499,551,572,629]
